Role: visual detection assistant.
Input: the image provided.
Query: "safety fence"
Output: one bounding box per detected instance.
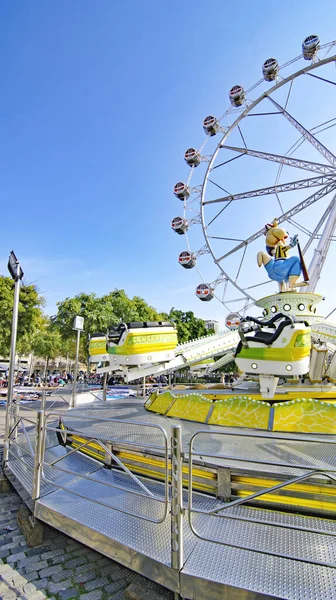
[3,393,336,578]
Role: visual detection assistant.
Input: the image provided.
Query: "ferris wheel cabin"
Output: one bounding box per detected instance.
[225,312,241,330]
[302,35,320,60]
[195,283,215,301]
[229,85,245,107]
[173,181,190,200]
[262,58,279,81]
[171,216,188,235]
[184,148,201,167]
[203,115,219,136]
[178,250,196,269]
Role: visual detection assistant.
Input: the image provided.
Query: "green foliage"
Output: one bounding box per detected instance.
[32,326,63,362]
[52,289,165,358]
[0,275,209,361]
[0,276,45,356]
[168,308,209,343]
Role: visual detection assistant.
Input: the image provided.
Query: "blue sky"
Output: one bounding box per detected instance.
[1,1,336,327]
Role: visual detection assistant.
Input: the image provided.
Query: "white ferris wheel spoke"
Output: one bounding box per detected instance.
[216,180,336,263]
[217,145,336,175]
[267,96,336,168]
[302,197,335,254]
[203,175,335,205]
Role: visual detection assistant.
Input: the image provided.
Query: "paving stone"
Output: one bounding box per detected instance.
[58,588,79,600]
[51,568,74,583]
[124,581,173,600]
[74,563,96,576]
[66,541,82,552]
[51,554,69,565]
[66,556,87,569]
[24,570,39,582]
[110,591,124,600]
[0,542,19,552]
[6,551,26,563]
[104,580,127,594]
[72,548,97,560]
[34,577,48,590]
[24,560,48,574]
[104,563,130,581]
[94,556,111,568]
[47,581,70,595]
[83,577,109,592]
[17,554,42,569]
[79,592,103,600]
[25,547,51,557]
[38,564,63,578]
[24,591,46,600]
[73,570,96,585]
[40,548,64,560]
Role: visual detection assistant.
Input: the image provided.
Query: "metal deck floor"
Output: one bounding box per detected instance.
[62,397,336,477]
[5,423,336,600]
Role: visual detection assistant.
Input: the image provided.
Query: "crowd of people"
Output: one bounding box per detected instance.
[0,369,239,389]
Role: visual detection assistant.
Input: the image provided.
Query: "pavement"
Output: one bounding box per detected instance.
[0,402,174,600]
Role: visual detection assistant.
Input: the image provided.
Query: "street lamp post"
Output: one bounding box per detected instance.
[3,252,24,464]
[70,316,84,409]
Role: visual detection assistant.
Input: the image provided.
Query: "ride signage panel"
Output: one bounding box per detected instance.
[73,316,84,330]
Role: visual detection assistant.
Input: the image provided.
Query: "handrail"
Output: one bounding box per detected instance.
[40,414,169,523]
[45,411,168,450]
[8,416,35,456]
[44,434,157,499]
[188,430,336,568]
[8,438,35,460]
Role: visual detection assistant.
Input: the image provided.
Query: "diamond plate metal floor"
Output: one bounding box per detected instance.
[5,399,336,600]
[63,398,336,476]
[5,434,336,600]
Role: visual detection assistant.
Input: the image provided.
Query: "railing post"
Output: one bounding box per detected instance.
[102,372,108,402]
[171,425,183,578]
[32,407,46,501]
[12,397,20,441]
[104,442,113,468]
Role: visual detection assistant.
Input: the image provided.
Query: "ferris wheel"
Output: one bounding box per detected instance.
[172,35,336,316]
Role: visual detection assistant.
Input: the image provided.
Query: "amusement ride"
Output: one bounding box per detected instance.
[4,35,336,600]
[88,35,336,432]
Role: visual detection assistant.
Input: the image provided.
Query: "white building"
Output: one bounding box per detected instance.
[204,320,219,334]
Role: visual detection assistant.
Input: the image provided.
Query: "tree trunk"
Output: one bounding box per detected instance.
[43,357,49,385]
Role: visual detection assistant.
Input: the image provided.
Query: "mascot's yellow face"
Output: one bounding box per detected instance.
[265,219,288,248]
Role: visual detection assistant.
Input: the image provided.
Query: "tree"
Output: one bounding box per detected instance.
[31,325,63,379]
[51,293,116,340]
[52,289,165,358]
[168,308,209,343]
[0,276,45,357]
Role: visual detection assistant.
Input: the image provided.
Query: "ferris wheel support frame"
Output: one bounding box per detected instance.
[200,53,336,304]
[304,193,336,292]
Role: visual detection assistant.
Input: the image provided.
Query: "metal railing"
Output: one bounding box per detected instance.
[33,411,170,524]
[188,429,336,568]
[5,393,336,580]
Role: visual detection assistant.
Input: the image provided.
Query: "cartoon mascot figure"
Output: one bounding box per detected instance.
[257,219,309,292]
